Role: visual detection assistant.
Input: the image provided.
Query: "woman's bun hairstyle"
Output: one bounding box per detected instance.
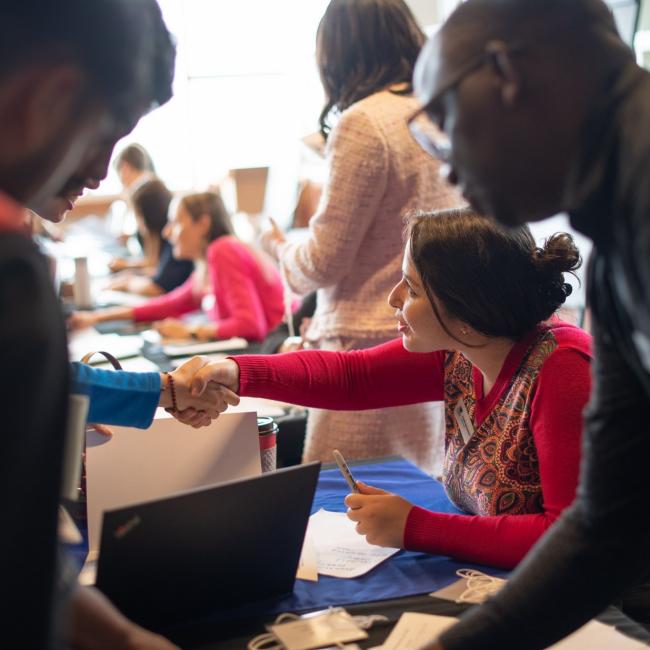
[533,232,581,316]
[406,208,582,342]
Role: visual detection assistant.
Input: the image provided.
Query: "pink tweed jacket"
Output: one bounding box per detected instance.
[277,89,461,341]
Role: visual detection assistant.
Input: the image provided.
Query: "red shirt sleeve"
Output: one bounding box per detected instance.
[404,346,590,569]
[206,239,270,341]
[234,338,446,409]
[132,275,199,323]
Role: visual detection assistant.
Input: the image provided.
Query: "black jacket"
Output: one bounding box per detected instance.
[441,61,650,650]
[0,231,70,648]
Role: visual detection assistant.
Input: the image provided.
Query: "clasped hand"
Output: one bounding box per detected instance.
[161,356,240,428]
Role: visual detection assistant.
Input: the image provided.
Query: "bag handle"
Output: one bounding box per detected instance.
[79,350,123,370]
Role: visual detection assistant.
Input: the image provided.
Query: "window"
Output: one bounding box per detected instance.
[104,0,329,197]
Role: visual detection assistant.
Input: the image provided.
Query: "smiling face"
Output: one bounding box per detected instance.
[165,201,209,261]
[36,116,139,224]
[388,246,465,353]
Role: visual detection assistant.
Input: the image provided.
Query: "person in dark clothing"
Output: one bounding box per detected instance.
[405,1,650,649]
[0,1,182,648]
[108,179,194,296]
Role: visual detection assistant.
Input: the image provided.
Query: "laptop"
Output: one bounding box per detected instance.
[95,462,320,629]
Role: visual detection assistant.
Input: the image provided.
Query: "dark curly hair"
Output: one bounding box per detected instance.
[407,207,581,342]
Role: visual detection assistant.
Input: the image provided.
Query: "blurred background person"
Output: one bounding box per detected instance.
[108,143,157,256]
[70,191,285,342]
[115,143,156,196]
[260,0,460,474]
[107,179,194,296]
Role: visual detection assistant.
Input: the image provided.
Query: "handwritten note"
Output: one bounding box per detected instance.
[306,509,398,579]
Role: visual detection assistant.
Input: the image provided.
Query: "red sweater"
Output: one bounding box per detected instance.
[235,320,592,568]
[133,236,284,341]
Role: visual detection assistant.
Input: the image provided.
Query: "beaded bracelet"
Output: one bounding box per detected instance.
[164,372,178,412]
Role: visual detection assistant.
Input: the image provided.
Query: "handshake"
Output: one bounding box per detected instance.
[160,356,242,428]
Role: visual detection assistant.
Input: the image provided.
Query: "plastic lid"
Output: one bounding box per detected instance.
[257,415,277,434]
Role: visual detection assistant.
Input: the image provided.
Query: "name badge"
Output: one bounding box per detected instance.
[454,399,475,444]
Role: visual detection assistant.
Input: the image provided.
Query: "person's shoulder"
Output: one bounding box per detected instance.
[544,318,592,359]
[340,90,416,127]
[0,230,40,264]
[207,235,245,260]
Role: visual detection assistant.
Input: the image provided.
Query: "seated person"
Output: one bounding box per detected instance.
[190,207,592,569]
[107,179,194,296]
[69,192,285,342]
[108,143,157,250]
[114,143,155,195]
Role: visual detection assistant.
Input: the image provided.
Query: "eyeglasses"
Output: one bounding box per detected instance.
[408,41,523,163]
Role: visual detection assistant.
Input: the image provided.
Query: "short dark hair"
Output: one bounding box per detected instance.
[180,192,233,243]
[407,207,581,342]
[116,144,156,174]
[317,0,424,138]
[442,0,629,67]
[132,179,172,241]
[0,0,175,123]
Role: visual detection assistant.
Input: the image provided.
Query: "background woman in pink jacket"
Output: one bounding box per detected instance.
[70,192,284,341]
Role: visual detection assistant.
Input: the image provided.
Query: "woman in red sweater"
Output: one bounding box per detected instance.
[191,207,592,569]
[69,192,284,341]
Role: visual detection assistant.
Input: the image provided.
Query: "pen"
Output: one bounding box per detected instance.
[332,449,360,493]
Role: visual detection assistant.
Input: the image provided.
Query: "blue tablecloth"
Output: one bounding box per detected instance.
[243,457,507,617]
[72,457,508,627]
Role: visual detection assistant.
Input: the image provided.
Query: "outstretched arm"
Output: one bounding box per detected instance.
[191,338,446,410]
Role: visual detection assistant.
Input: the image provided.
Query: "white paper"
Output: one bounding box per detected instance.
[61,394,89,500]
[377,613,457,650]
[548,620,649,649]
[68,327,143,363]
[85,411,261,556]
[296,526,319,582]
[95,289,148,308]
[377,615,649,650]
[162,337,248,357]
[307,509,399,578]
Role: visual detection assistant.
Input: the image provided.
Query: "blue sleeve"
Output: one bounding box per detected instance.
[70,362,161,429]
[152,240,194,293]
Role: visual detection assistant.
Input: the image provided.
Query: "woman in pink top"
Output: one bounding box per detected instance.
[69,192,284,341]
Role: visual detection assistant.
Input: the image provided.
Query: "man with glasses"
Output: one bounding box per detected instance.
[408,1,650,649]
